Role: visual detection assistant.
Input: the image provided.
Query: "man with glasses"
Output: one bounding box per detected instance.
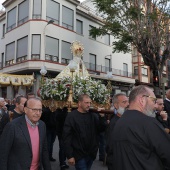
[0,98,51,170]
[112,85,170,170]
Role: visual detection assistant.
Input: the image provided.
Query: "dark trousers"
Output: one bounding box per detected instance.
[99,132,106,161]
[75,156,93,170]
[58,134,67,166]
[46,128,57,158]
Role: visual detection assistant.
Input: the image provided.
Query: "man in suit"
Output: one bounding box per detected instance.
[0,97,51,170]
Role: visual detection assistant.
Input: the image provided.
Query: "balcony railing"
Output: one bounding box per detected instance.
[5,59,15,66]
[32,14,41,19]
[16,56,27,63]
[84,62,133,77]
[61,59,133,78]
[62,22,73,30]
[46,16,59,25]
[45,54,59,62]
[6,23,16,32]
[31,54,40,60]
[18,16,29,26]
[61,58,70,64]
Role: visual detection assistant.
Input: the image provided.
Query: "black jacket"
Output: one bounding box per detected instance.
[0,108,9,136]
[164,99,170,117]
[63,109,107,161]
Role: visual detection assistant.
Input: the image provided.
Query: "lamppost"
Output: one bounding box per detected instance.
[106,71,113,93]
[40,65,47,84]
[67,60,77,112]
[43,20,54,60]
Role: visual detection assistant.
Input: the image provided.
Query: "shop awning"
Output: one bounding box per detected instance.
[0,73,34,86]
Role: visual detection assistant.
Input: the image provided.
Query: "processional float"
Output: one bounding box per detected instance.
[40,41,112,113]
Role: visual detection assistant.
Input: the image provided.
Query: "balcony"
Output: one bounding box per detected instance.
[45,54,59,62]
[83,62,133,78]
[32,14,41,19]
[16,56,27,63]
[5,59,15,66]
[46,16,59,25]
[31,54,40,60]
[18,16,28,26]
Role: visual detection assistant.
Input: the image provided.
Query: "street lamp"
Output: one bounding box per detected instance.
[106,71,113,93]
[67,60,77,112]
[40,65,47,84]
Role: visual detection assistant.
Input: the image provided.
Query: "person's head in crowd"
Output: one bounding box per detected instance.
[166,89,170,100]
[77,94,91,113]
[27,92,35,99]
[24,98,42,124]
[0,97,5,108]
[129,85,157,117]
[155,95,164,112]
[14,96,27,114]
[112,93,129,115]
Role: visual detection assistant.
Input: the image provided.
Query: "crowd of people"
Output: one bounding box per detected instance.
[0,85,170,170]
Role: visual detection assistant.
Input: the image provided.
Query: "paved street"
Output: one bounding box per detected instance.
[51,138,108,170]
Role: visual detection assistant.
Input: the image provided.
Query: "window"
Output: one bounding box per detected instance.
[123,63,128,76]
[5,42,15,65]
[17,36,28,62]
[134,66,138,75]
[62,6,74,30]
[76,19,83,35]
[46,0,60,24]
[89,53,96,71]
[45,36,59,62]
[1,53,4,68]
[132,47,138,56]
[89,25,96,40]
[61,41,72,64]
[142,67,148,76]
[18,0,29,26]
[31,35,41,59]
[7,7,17,32]
[105,58,111,72]
[2,24,5,37]
[33,0,42,19]
[104,34,110,45]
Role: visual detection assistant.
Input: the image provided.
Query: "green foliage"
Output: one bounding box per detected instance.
[90,0,170,71]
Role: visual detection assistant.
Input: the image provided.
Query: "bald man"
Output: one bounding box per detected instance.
[0,98,51,170]
[112,85,170,170]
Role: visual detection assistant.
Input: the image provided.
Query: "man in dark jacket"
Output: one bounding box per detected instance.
[63,94,107,170]
[106,93,129,170]
[155,95,170,133]
[11,96,27,120]
[112,85,170,170]
[0,97,10,138]
[164,89,170,117]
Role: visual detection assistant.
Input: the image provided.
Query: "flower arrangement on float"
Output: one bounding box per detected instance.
[40,41,111,112]
[40,76,110,110]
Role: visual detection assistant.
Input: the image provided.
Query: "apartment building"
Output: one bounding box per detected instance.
[0,0,135,99]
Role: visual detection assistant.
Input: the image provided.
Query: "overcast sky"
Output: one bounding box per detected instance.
[0,0,5,10]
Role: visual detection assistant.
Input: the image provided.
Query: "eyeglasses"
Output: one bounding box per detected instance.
[143,95,157,104]
[26,107,42,113]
